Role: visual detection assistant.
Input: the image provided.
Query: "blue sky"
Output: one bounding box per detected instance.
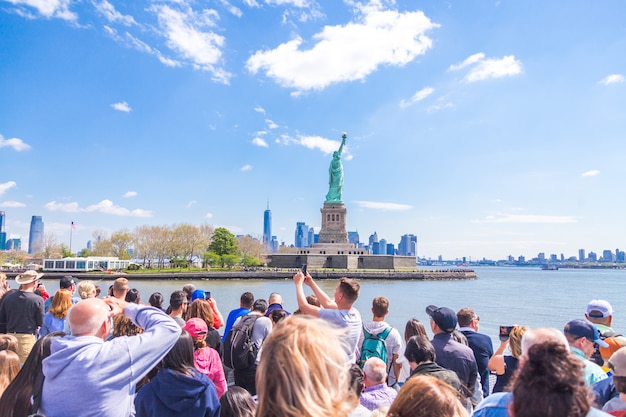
[1,0,625,261]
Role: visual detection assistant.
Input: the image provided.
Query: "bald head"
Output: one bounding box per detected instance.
[521,327,568,357]
[268,292,283,305]
[69,298,110,338]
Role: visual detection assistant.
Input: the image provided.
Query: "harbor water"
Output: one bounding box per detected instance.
[39,266,626,347]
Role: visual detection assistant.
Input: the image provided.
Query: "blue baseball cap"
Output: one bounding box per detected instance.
[564,319,609,348]
[191,289,206,301]
[425,305,457,333]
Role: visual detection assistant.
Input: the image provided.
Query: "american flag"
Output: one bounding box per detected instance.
[71,221,76,230]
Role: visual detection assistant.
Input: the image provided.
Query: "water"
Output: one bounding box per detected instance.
[39,266,626,346]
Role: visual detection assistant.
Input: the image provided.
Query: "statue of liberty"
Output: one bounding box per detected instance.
[325,133,347,203]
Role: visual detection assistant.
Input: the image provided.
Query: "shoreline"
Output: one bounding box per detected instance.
[8,269,477,281]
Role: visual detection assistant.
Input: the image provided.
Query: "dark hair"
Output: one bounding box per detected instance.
[240,292,254,308]
[372,296,389,318]
[613,376,626,394]
[405,335,436,363]
[511,341,590,417]
[253,299,268,313]
[404,318,427,342]
[338,277,359,303]
[0,332,65,417]
[182,284,196,300]
[161,330,196,376]
[95,285,101,297]
[125,288,140,304]
[169,290,187,309]
[148,292,164,309]
[456,308,476,328]
[348,363,364,395]
[270,309,287,325]
[219,386,256,417]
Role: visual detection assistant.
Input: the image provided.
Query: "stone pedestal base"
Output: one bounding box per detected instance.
[318,203,348,244]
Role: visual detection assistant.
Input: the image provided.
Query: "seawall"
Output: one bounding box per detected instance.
[25,269,477,281]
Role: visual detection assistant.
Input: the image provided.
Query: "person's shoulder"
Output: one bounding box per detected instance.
[587,407,614,416]
[473,392,512,413]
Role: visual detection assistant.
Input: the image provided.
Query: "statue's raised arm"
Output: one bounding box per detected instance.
[325,133,347,203]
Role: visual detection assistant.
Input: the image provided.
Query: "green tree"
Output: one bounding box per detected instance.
[242,254,262,267]
[111,230,133,260]
[203,251,221,267]
[222,254,240,269]
[208,228,238,256]
[60,244,73,258]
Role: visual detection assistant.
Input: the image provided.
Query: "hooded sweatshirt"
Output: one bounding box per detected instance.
[40,304,180,417]
[134,368,220,417]
[194,347,227,398]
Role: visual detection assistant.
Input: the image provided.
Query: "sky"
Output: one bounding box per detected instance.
[1,0,625,261]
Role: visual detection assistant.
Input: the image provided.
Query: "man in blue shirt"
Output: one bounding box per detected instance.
[221,291,254,342]
[458,307,494,398]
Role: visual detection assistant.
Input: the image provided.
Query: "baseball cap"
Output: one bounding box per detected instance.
[191,289,206,302]
[183,318,208,338]
[609,347,626,377]
[600,336,626,360]
[425,305,457,333]
[587,300,613,318]
[564,319,609,348]
[60,276,77,289]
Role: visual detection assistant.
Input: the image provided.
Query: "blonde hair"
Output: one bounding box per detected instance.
[78,280,96,299]
[0,350,21,397]
[509,325,528,359]
[256,315,355,417]
[49,289,73,319]
[387,375,468,417]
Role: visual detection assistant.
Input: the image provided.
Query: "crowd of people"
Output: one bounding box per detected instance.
[0,269,625,417]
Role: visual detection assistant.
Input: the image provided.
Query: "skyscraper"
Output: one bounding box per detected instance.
[28,215,44,255]
[398,234,417,256]
[294,222,309,248]
[263,201,272,253]
[0,211,6,251]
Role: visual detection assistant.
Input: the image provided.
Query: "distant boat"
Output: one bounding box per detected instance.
[542,265,559,270]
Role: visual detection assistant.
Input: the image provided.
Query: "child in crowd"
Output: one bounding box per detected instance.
[183,318,227,398]
[604,347,626,416]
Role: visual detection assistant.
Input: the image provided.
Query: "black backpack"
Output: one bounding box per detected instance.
[223,315,261,370]
[591,330,622,366]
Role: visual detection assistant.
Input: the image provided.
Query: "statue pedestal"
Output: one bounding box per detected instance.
[317,203,348,244]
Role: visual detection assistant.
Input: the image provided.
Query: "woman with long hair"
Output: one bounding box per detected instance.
[186,299,222,355]
[489,325,528,393]
[0,331,65,417]
[387,375,469,417]
[0,350,20,397]
[256,315,356,417]
[219,386,256,417]
[134,330,220,417]
[40,290,72,336]
[509,341,592,417]
[396,318,429,385]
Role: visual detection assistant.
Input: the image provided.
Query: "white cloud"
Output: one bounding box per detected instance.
[217,0,242,17]
[103,26,182,68]
[265,119,279,129]
[600,74,624,85]
[0,201,26,208]
[45,199,153,217]
[205,212,214,219]
[241,164,253,171]
[252,137,269,147]
[449,53,522,82]
[123,191,137,198]
[354,201,413,211]
[254,106,266,114]
[246,5,438,93]
[149,3,231,83]
[187,200,197,208]
[581,170,600,177]
[296,135,349,157]
[265,0,311,6]
[5,0,77,21]
[400,87,434,108]
[93,0,136,26]
[476,214,577,224]
[0,135,31,151]
[111,101,132,112]
[448,53,485,71]
[0,181,17,196]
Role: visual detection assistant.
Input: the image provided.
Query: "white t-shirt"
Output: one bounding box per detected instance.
[319,307,362,360]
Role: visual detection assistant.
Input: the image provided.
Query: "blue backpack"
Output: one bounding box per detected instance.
[359,326,392,368]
